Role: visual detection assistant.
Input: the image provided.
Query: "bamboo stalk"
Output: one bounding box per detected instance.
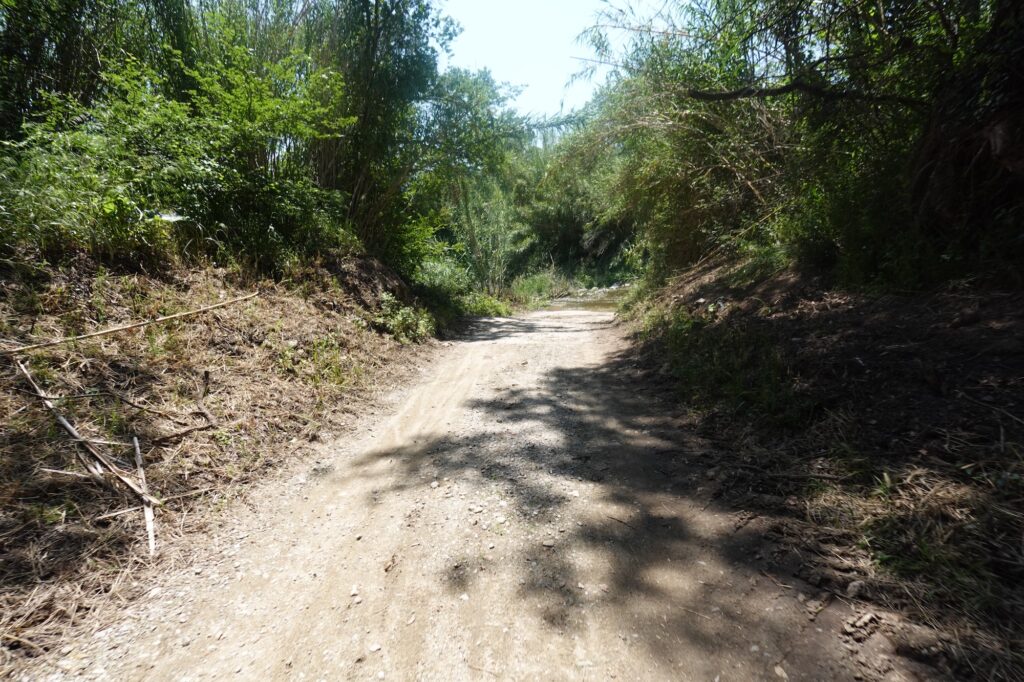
[133,437,156,557]
[14,359,162,506]
[95,487,216,520]
[14,359,105,483]
[0,292,258,355]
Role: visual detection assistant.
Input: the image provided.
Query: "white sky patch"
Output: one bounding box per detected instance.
[439,0,664,119]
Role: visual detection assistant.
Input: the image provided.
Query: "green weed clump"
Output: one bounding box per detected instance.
[374,293,435,343]
[509,270,574,304]
[414,252,475,298]
[456,292,512,317]
[0,59,360,272]
[410,251,512,327]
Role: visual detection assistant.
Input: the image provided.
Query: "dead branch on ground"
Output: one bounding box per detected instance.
[14,359,162,507]
[133,437,156,557]
[0,292,258,355]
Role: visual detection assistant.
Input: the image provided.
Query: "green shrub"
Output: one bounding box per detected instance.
[509,269,574,304]
[0,53,361,272]
[456,292,512,317]
[413,250,474,298]
[0,67,204,266]
[374,293,435,343]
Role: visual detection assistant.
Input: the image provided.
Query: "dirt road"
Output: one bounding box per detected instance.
[34,308,915,681]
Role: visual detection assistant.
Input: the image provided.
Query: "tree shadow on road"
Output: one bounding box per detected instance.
[347,315,867,679]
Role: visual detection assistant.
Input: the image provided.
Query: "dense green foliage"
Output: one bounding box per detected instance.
[530,0,1024,287]
[2,0,1020,332]
[0,0,530,288]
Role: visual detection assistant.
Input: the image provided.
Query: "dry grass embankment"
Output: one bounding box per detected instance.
[0,254,431,672]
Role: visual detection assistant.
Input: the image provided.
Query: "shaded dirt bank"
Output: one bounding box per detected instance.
[627,261,1023,680]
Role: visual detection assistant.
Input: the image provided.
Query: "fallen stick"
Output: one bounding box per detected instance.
[606,514,637,530]
[153,387,221,444]
[680,606,712,621]
[15,359,162,506]
[15,359,105,484]
[95,487,217,520]
[467,664,499,677]
[111,390,191,425]
[72,437,133,448]
[95,507,143,521]
[10,388,190,425]
[0,633,45,653]
[39,467,93,479]
[958,391,1024,428]
[0,292,258,355]
[134,437,156,557]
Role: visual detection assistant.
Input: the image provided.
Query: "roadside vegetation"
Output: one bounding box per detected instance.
[0,0,623,314]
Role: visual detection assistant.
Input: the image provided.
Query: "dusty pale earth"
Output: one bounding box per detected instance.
[24,307,936,681]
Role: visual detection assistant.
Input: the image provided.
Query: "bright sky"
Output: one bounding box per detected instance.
[440,0,657,119]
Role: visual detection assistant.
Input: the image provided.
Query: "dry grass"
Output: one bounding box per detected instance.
[0,259,428,673]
